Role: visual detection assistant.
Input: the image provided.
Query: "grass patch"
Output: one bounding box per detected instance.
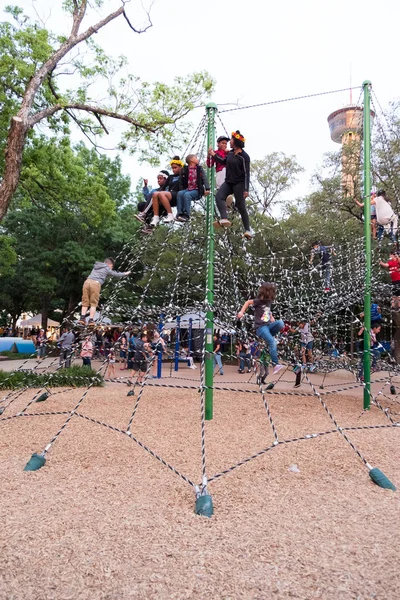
[0,365,104,390]
[0,351,36,360]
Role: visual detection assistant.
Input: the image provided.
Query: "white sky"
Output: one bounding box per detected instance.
[3,0,400,202]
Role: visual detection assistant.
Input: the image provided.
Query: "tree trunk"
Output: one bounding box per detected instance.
[41,297,50,331]
[0,117,29,221]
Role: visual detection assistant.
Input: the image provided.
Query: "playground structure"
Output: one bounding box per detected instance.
[0,81,399,516]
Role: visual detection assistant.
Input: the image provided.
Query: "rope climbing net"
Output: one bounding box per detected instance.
[1,84,399,514]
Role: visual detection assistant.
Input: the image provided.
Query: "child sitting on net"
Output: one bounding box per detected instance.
[207,135,229,190]
[175,154,210,222]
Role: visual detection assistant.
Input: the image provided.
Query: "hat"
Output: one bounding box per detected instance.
[217,136,230,143]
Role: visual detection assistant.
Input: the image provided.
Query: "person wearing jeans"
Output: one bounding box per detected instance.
[237,282,285,375]
[176,154,210,222]
[213,334,224,375]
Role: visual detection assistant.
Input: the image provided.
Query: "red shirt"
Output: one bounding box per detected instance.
[388,259,400,281]
[187,166,197,191]
[206,149,228,172]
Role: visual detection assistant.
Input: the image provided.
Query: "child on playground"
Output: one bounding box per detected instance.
[145,157,184,228]
[256,346,269,385]
[310,242,336,292]
[297,319,315,370]
[79,258,131,326]
[357,322,381,380]
[207,136,229,189]
[176,154,210,222]
[129,332,149,384]
[106,348,116,379]
[80,335,93,368]
[237,282,285,375]
[213,333,224,375]
[214,131,252,239]
[136,171,169,233]
[379,252,400,305]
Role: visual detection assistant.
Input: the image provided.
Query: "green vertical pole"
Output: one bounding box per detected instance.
[205,102,217,420]
[363,80,372,410]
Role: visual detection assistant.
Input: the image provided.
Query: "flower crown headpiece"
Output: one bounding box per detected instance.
[170,158,184,167]
[232,131,245,143]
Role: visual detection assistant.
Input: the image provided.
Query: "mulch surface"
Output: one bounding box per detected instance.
[0,373,399,599]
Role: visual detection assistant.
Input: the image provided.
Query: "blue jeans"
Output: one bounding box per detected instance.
[214,352,223,374]
[256,320,284,366]
[239,351,251,371]
[176,189,199,217]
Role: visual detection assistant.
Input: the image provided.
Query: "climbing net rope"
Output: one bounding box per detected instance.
[1,85,399,511]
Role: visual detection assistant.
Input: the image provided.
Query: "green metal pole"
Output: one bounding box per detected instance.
[363,80,372,410]
[205,102,217,420]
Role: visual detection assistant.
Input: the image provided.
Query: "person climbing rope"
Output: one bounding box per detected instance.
[79,258,131,326]
[214,131,252,239]
[237,282,285,375]
[375,190,397,242]
[379,251,400,307]
[310,242,336,292]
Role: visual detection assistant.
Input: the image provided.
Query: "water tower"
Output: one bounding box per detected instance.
[327,105,374,197]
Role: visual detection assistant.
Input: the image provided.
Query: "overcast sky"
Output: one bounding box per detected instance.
[3,0,400,202]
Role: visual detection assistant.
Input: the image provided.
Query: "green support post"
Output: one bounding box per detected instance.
[205,102,217,420]
[363,81,372,410]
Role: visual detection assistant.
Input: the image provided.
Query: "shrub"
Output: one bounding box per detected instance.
[0,365,104,390]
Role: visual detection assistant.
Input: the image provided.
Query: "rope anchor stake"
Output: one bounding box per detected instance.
[195,476,213,518]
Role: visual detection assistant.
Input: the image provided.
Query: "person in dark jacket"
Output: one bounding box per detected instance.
[176,154,210,221]
[149,156,184,228]
[79,258,131,326]
[214,130,252,239]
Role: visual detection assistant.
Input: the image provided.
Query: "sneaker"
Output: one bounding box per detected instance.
[176,214,186,222]
[247,369,251,373]
[294,382,301,388]
[220,219,231,227]
[189,365,197,369]
[165,213,175,223]
[150,216,160,227]
[78,318,86,326]
[273,364,285,375]
[238,369,244,374]
[135,213,146,223]
[324,287,331,293]
[243,230,253,240]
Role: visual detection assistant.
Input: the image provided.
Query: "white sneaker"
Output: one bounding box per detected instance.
[165,213,175,223]
[150,216,160,227]
[220,219,231,227]
[273,364,285,375]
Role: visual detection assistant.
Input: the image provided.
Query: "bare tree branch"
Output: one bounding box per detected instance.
[29,103,157,132]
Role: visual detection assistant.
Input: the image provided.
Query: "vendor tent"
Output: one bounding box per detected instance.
[19,314,60,328]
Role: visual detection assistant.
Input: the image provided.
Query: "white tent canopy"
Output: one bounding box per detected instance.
[162,312,234,334]
[19,314,60,328]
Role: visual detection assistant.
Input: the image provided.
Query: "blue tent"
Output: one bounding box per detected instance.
[0,337,36,354]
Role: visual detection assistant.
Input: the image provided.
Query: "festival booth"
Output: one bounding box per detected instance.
[19,314,60,340]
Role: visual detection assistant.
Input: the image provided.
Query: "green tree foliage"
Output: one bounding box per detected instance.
[0,135,140,328]
[0,2,215,219]
[250,152,304,213]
